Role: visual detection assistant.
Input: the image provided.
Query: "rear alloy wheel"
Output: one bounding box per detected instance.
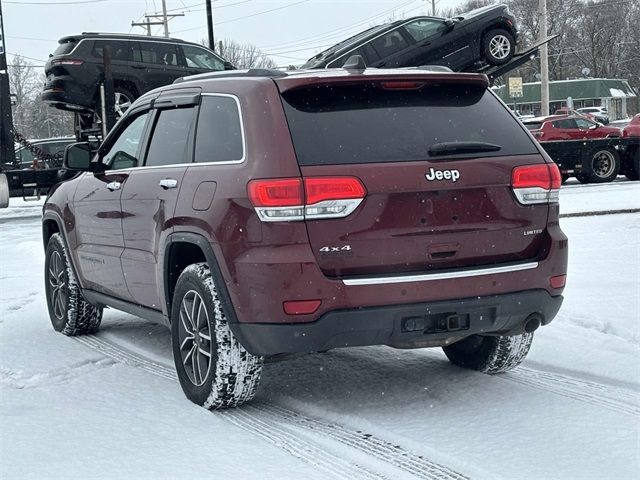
[584,148,620,183]
[483,29,515,65]
[443,333,533,374]
[94,86,136,125]
[44,233,102,335]
[171,263,263,409]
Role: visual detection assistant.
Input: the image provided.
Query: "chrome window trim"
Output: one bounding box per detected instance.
[106,93,246,173]
[61,37,220,60]
[342,262,539,286]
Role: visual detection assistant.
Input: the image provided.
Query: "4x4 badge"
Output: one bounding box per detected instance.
[426,168,460,182]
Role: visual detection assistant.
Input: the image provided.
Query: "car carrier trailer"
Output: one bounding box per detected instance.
[541,137,639,183]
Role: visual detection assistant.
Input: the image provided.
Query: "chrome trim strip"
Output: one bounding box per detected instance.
[103,93,246,173]
[342,262,539,286]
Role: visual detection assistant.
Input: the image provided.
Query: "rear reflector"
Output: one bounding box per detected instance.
[283,300,321,315]
[249,176,366,222]
[511,164,561,205]
[550,275,567,289]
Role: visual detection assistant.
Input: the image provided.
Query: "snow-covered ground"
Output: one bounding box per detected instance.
[1,180,639,480]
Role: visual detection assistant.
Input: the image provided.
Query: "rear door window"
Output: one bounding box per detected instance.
[281,83,538,166]
[136,42,180,65]
[91,40,133,61]
[145,107,198,167]
[330,44,380,67]
[194,96,244,163]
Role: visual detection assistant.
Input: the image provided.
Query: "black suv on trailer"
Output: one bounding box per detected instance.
[43,33,232,116]
[302,4,518,71]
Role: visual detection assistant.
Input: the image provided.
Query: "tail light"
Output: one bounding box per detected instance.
[511,163,561,205]
[248,176,366,222]
[51,58,84,66]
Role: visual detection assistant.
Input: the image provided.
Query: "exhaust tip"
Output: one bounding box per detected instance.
[524,314,543,333]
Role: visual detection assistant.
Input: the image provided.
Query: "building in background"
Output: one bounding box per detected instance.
[493,78,638,120]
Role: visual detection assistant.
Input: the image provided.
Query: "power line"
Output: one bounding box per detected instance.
[263,1,424,56]
[173,0,309,33]
[258,0,418,51]
[5,0,107,4]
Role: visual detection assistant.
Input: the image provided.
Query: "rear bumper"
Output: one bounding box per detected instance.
[42,77,95,112]
[231,289,563,356]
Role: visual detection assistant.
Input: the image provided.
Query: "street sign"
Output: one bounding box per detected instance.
[509,77,523,98]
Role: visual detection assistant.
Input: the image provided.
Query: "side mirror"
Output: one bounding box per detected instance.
[444,18,456,28]
[589,124,598,130]
[223,61,236,70]
[63,142,93,171]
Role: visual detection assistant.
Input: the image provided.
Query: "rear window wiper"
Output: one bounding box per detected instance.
[428,141,502,156]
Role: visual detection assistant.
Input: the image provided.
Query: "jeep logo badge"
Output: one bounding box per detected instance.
[425,167,460,182]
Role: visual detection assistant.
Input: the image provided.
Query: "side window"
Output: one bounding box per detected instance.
[402,19,446,42]
[17,147,35,165]
[91,40,133,61]
[102,112,150,170]
[370,30,409,58]
[182,45,224,70]
[575,118,594,129]
[194,96,244,163]
[145,107,198,167]
[331,44,380,68]
[137,42,179,66]
[553,119,576,129]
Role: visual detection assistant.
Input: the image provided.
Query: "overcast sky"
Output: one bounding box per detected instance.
[3,0,467,68]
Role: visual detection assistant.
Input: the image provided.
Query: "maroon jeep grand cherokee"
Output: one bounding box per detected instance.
[42,67,567,409]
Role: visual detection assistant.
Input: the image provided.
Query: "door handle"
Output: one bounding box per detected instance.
[106,181,121,191]
[159,178,178,189]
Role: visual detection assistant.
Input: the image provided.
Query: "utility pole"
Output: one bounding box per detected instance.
[205,0,215,50]
[131,17,162,36]
[0,0,15,165]
[539,0,549,116]
[431,0,436,16]
[131,1,184,38]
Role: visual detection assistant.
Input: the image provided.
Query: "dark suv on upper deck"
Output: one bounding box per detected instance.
[42,33,231,117]
[42,65,568,409]
[302,5,518,71]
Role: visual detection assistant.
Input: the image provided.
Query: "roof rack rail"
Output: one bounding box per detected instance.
[174,68,288,84]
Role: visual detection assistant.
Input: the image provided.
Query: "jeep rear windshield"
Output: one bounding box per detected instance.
[281,83,538,165]
[54,39,77,55]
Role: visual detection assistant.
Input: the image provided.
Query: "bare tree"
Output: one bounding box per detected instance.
[210,38,277,69]
[8,56,74,139]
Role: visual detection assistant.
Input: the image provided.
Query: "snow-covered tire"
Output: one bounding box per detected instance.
[44,233,102,335]
[443,333,533,374]
[0,174,9,208]
[482,29,515,65]
[171,263,263,409]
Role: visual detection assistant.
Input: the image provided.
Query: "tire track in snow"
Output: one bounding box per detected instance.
[0,357,115,389]
[507,367,640,416]
[75,334,469,480]
[249,403,469,480]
